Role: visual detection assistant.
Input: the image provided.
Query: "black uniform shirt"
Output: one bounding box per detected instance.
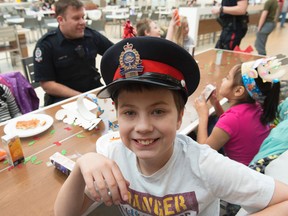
[220,0,248,26]
[33,27,113,93]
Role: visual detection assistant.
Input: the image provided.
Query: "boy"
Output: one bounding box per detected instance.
[55,37,288,216]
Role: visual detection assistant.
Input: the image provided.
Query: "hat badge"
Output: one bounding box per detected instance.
[119,43,144,78]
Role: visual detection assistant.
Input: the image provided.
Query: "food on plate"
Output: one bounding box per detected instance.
[0,148,7,161]
[16,118,46,130]
[110,136,120,141]
[40,120,46,126]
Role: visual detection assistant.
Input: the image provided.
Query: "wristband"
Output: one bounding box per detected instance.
[220,6,223,14]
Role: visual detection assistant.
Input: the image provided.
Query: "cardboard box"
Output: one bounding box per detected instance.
[50,152,75,176]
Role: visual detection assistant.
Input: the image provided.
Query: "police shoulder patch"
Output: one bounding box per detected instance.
[35,47,43,62]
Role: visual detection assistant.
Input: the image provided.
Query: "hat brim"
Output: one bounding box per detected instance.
[98,75,185,99]
[97,36,200,100]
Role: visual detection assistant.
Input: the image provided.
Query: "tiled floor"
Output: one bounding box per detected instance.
[1,21,288,107]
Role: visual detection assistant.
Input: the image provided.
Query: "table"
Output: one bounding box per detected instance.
[0,49,262,215]
[47,22,59,28]
[38,10,55,17]
[5,17,24,25]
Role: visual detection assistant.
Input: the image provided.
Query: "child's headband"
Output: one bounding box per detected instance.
[241,55,288,103]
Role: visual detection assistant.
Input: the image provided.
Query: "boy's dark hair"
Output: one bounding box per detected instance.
[112,83,185,115]
[55,0,83,17]
[232,64,280,125]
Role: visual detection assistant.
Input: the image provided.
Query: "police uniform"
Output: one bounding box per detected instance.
[216,0,249,50]
[33,27,113,105]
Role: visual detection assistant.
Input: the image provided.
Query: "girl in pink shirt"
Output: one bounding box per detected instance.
[195,59,282,166]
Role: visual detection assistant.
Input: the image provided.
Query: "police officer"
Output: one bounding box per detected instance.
[33,0,113,106]
[212,0,249,50]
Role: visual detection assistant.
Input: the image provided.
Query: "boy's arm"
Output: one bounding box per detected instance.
[54,162,92,216]
[54,152,129,216]
[251,180,288,215]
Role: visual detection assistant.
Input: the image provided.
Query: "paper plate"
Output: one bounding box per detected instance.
[4,114,54,138]
[96,131,120,151]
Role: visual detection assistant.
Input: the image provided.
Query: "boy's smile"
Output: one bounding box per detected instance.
[117,88,183,175]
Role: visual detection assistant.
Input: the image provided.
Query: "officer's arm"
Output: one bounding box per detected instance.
[221,0,248,15]
[40,81,81,98]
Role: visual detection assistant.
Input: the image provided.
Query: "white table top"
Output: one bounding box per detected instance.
[6,18,24,24]
[47,22,58,28]
[106,14,129,20]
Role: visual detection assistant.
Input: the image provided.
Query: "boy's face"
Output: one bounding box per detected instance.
[117,88,183,163]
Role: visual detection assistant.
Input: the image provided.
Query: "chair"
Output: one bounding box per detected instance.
[0,25,21,66]
[149,11,159,21]
[86,9,102,20]
[0,71,39,113]
[21,16,41,42]
[0,15,5,26]
[21,56,40,89]
[90,19,106,35]
[40,17,58,33]
[128,14,137,25]
[140,12,149,20]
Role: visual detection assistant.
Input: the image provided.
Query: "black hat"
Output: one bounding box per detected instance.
[97,36,200,102]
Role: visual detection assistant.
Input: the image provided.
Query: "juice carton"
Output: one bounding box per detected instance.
[1,134,25,166]
[50,152,75,176]
[200,84,216,101]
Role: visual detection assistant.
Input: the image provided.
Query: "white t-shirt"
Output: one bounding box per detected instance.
[96,134,274,216]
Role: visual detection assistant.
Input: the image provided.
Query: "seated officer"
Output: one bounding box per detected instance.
[33,0,113,106]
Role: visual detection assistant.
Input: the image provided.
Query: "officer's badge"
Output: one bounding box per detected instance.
[35,47,43,63]
[119,43,143,78]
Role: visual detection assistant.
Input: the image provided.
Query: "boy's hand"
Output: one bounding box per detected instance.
[77,152,129,206]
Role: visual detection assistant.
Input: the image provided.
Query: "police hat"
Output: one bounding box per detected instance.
[97,36,200,102]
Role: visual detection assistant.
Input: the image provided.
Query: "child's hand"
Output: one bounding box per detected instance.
[194,94,209,119]
[77,152,129,206]
[211,6,221,15]
[171,9,181,27]
[209,90,218,107]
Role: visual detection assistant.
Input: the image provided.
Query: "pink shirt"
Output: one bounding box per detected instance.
[216,103,270,166]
